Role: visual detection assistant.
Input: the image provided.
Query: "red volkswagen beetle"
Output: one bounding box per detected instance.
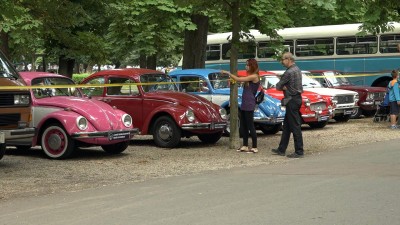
[81,68,227,148]
[238,70,333,128]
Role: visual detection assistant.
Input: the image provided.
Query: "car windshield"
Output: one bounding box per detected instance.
[140,73,178,92]
[208,72,230,89]
[260,76,280,89]
[31,77,82,98]
[0,53,20,80]
[323,71,351,86]
[302,72,323,88]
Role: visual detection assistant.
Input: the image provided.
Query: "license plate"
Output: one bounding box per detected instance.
[344,109,353,115]
[374,101,381,105]
[108,131,130,141]
[318,117,328,122]
[0,132,4,143]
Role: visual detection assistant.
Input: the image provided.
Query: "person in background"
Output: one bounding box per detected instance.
[272,52,304,158]
[223,58,260,153]
[388,69,400,129]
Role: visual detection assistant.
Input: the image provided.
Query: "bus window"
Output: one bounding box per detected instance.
[295,38,334,57]
[257,40,293,58]
[222,42,256,60]
[380,34,400,53]
[206,44,221,61]
[337,35,377,55]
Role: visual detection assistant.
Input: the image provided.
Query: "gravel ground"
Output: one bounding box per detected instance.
[0,117,395,202]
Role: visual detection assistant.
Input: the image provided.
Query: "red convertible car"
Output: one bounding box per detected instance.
[81,68,227,148]
[238,70,333,128]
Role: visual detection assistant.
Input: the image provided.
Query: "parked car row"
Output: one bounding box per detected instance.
[1,47,386,160]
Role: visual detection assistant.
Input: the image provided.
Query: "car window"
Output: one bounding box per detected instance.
[208,72,230,90]
[260,76,280,89]
[81,77,105,96]
[140,73,178,92]
[180,76,208,92]
[32,77,81,98]
[107,77,139,96]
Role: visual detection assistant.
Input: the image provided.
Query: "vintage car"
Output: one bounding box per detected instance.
[309,70,387,118]
[80,68,228,148]
[18,72,139,159]
[0,50,36,160]
[271,70,359,122]
[240,70,333,128]
[169,69,285,134]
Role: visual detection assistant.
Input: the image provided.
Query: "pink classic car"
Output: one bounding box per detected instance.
[18,72,139,159]
[80,68,228,148]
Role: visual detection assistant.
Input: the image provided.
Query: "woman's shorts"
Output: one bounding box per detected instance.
[389,101,399,115]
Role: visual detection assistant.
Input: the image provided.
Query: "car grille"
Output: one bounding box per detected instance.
[310,102,326,111]
[0,113,20,126]
[0,93,14,106]
[337,95,354,104]
[372,92,385,100]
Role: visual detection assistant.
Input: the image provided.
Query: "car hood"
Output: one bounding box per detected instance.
[265,89,324,102]
[145,91,222,121]
[304,87,358,96]
[333,86,386,93]
[34,97,123,129]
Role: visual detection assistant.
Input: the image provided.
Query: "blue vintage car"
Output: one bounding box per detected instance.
[169,69,285,134]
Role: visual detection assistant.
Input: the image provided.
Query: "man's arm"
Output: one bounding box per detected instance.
[276,73,290,91]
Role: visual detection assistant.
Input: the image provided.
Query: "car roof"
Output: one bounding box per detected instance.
[19,72,70,86]
[237,70,277,77]
[83,68,164,82]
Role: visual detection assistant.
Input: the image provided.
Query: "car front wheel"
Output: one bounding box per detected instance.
[41,124,75,159]
[101,141,130,154]
[152,116,181,148]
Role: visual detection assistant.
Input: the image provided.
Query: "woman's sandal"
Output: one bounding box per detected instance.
[248,148,258,153]
[237,146,249,152]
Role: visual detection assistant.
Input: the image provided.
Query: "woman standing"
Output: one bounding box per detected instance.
[224,58,260,153]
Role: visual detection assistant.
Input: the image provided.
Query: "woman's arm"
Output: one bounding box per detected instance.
[222,70,258,83]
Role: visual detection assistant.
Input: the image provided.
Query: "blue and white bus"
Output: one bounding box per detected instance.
[201,23,400,87]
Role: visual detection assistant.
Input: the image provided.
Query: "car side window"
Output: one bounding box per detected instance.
[108,77,139,96]
[180,76,209,93]
[81,77,104,96]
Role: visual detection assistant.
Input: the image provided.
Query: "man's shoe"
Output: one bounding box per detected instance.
[286,153,304,158]
[271,148,285,156]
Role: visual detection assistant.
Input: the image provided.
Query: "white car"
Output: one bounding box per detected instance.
[271,70,359,122]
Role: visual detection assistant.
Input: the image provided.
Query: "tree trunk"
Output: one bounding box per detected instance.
[139,54,147,68]
[146,55,157,70]
[58,56,75,78]
[229,1,241,150]
[0,31,10,59]
[182,14,209,69]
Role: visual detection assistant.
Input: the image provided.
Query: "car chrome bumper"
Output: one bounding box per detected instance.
[181,122,227,130]
[333,106,358,116]
[254,116,285,124]
[71,128,139,140]
[3,127,36,141]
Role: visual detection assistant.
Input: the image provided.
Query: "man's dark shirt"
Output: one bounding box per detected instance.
[276,64,303,97]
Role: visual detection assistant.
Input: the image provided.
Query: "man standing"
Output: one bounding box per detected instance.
[272,52,304,158]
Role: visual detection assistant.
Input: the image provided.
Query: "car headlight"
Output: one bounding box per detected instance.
[303,97,311,107]
[76,116,88,130]
[331,96,338,105]
[219,108,227,120]
[14,94,30,105]
[354,94,359,103]
[122,114,132,127]
[367,93,374,100]
[185,109,195,122]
